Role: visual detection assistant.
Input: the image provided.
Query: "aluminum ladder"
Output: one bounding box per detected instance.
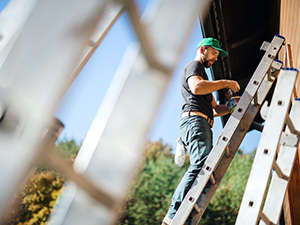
[170,34,285,225]
[235,67,299,225]
[0,0,212,224]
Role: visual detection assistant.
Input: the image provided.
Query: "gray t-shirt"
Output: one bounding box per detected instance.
[181,60,213,119]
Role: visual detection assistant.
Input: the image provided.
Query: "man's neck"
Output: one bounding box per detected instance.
[195,52,203,64]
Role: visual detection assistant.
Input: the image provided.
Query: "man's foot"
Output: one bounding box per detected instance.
[161,215,188,225]
[161,215,172,225]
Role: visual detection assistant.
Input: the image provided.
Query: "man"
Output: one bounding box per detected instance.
[162,37,240,225]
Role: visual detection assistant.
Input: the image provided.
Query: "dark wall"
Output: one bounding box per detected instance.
[202,0,280,124]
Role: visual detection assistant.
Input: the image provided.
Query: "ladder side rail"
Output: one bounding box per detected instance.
[1,2,125,216]
[0,0,38,69]
[259,99,300,225]
[62,2,126,100]
[0,0,110,218]
[259,145,297,225]
[124,0,166,72]
[171,35,285,225]
[191,64,281,225]
[235,68,298,225]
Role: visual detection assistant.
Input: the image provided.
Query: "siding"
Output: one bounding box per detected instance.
[280,0,300,94]
[280,1,300,224]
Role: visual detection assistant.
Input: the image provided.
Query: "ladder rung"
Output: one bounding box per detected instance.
[225,146,230,157]
[254,60,282,107]
[279,132,298,147]
[260,212,275,225]
[286,114,300,136]
[250,121,264,132]
[253,92,259,106]
[273,161,289,181]
[260,41,270,51]
[209,174,216,185]
[271,59,283,73]
[267,69,273,82]
[239,121,246,131]
[125,0,168,72]
[193,203,201,213]
[267,69,271,81]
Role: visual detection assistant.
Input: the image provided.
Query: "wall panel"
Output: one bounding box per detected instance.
[280,1,300,224]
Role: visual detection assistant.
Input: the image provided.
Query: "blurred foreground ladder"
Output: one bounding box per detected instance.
[235,68,299,225]
[0,0,212,225]
[170,34,285,225]
[45,0,213,225]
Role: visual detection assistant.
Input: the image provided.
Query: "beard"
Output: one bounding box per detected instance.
[201,54,215,68]
[203,60,211,68]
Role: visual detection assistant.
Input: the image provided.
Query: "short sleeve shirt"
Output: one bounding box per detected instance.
[181,60,213,119]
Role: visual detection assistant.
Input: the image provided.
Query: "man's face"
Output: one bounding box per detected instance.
[201,46,220,68]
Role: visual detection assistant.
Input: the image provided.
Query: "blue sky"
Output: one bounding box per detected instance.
[1,0,261,153]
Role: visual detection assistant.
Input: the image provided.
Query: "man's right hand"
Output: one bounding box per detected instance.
[227,80,240,93]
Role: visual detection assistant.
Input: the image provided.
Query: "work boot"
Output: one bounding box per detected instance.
[161,215,172,225]
[161,215,188,225]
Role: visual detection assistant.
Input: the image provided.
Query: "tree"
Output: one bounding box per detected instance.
[3,171,65,225]
[118,140,189,225]
[2,138,255,225]
[55,139,81,159]
[200,150,255,225]
[2,139,80,225]
[119,141,255,225]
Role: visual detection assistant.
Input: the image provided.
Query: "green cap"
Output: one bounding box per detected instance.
[197,37,227,57]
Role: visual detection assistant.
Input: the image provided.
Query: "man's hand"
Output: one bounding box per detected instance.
[226,80,240,93]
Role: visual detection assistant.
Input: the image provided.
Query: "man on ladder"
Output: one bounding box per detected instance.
[162,37,240,225]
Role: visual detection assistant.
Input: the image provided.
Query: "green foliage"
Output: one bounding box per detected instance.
[201,151,255,225]
[55,139,80,158]
[2,139,80,225]
[118,140,189,225]
[8,171,64,225]
[3,137,255,225]
[119,141,255,225]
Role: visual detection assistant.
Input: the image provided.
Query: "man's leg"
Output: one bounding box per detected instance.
[185,181,211,225]
[166,116,212,221]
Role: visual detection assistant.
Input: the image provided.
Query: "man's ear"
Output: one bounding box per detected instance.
[199,46,206,54]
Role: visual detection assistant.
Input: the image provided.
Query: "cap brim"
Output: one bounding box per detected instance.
[212,47,227,57]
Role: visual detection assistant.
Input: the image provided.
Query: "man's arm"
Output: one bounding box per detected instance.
[212,96,230,117]
[188,76,240,95]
